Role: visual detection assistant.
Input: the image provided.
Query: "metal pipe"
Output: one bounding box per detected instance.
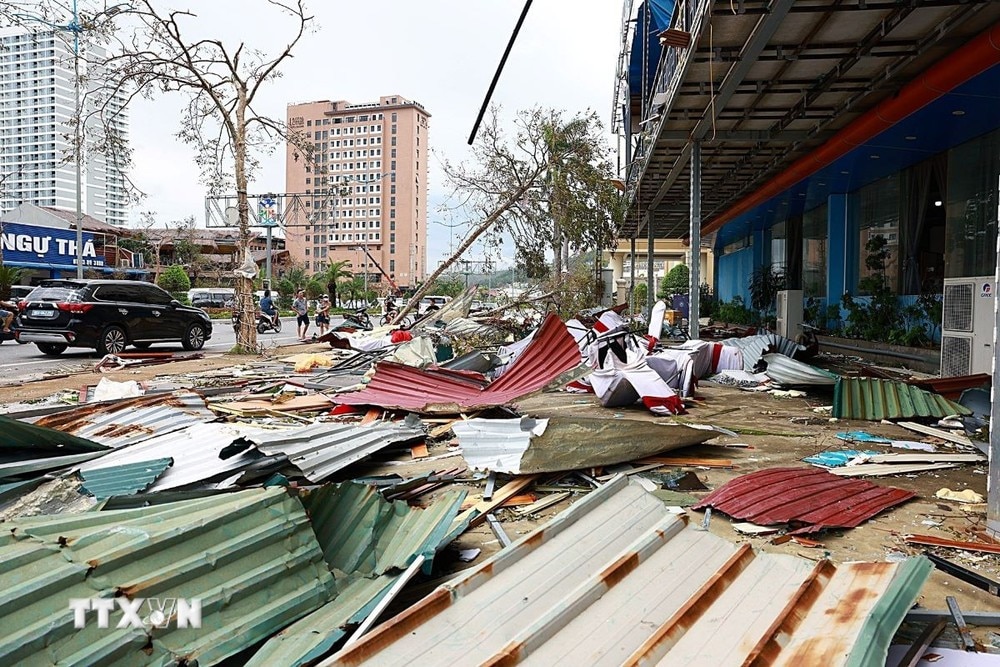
[817,337,933,363]
[646,213,654,317]
[72,0,83,278]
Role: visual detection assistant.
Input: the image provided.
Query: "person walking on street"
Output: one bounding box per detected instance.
[293,290,310,340]
[316,295,331,337]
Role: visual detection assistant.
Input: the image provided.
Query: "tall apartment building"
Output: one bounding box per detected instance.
[285,94,429,290]
[0,28,129,227]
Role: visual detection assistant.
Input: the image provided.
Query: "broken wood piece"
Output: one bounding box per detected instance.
[895,618,948,667]
[361,408,382,425]
[450,475,541,531]
[790,536,824,548]
[514,491,572,516]
[410,443,429,459]
[499,493,538,508]
[904,534,1000,555]
[429,418,463,439]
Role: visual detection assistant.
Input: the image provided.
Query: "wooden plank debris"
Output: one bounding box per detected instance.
[895,618,948,667]
[637,456,735,468]
[410,444,429,459]
[451,475,540,530]
[361,408,382,425]
[499,493,538,507]
[513,491,571,516]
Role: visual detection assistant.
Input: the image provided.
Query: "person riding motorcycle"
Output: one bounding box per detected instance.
[259,290,278,327]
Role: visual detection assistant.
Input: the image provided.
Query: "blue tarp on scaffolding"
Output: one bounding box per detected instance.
[627,0,675,98]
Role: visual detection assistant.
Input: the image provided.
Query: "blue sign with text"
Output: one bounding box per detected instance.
[0,222,105,268]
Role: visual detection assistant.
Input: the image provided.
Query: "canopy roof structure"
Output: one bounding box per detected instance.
[619,0,1000,242]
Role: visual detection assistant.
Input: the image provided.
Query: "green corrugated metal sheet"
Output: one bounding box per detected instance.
[845,556,934,667]
[79,458,174,499]
[0,488,336,666]
[833,378,973,421]
[246,574,398,667]
[305,483,467,576]
[0,414,108,454]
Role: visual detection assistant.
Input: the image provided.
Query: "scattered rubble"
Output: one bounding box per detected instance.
[0,301,994,664]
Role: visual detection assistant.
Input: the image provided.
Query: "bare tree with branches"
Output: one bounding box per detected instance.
[85,0,314,351]
[393,107,621,324]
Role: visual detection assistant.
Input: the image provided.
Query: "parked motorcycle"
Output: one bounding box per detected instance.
[231,310,282,334]
[336,308,373,331]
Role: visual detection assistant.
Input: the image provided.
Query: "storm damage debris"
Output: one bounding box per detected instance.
[452,416,717,474]
[325,476,931,666]
[693,467,916,534]
[333,313,583,413]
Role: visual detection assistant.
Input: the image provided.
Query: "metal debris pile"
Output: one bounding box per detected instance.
[0,299,994,664]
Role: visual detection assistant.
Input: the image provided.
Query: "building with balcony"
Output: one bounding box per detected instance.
[615,1,1000,337]
[284,94,429,290]
[0,28,129,227]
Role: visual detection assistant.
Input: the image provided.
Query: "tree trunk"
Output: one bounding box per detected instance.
[234,100,257,351]
[391,170,545,325]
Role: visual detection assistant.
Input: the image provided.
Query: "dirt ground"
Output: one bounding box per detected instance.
[4,345,999,648]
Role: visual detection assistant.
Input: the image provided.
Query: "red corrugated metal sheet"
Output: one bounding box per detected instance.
[334,313,581,413]
[693,467,915,535]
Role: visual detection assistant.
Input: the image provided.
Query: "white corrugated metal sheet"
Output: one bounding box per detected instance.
[76,422,276,491]
[246,419,426,483]
[762,353,839,386]
[324,476,930,667]
[452,417,548,474]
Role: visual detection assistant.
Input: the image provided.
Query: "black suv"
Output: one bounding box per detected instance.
[16,279,213,356]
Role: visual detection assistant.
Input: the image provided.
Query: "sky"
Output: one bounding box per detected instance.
[120,0,624,271]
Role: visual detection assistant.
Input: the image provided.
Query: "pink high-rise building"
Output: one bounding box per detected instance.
[285,95,429,290]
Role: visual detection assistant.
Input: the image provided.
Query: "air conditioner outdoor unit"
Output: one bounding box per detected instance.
[940,275,995,377]
[776,289,803,340]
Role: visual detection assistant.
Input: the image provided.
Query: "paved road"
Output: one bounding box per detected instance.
[0,316,343,379]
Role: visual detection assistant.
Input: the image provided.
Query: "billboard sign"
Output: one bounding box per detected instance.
[0,221,105,268]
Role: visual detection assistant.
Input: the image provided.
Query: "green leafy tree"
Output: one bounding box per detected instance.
[157,265,191,302]
[659,264,689,300]
[0,264,22,300]
[305,279,324,300]
[275,278,295,310]
[633,283,648,313]
[391,107,623,324]
[317,260,353,307]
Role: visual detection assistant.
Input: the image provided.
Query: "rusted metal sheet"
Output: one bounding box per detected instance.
[31,390,216,448]
[693,467,915,535]
[833,377,972,421]
[908,373,991,400]
[321,476,929,667]
[334,313,583,413]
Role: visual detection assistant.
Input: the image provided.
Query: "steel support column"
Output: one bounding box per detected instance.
[646,214,655,317]
[629,235,636,311]
[689,141,701,339]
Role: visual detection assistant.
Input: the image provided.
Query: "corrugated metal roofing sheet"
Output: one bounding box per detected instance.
[79,457,174,499]
[833,377,973,421]
[721,333,804,370]
[0,450,109,480]
[31,390,217,448]
[0,488,336,666]
[304,482,466,576]
[693,467,916,534]
[323,476,930,667]
[334,313,583,413]
[453,416,716,474]
[762,353,839,386]
[247,574,398,667]
[75,421,275,491]
[0,414,108,455]
[246,419,425,483]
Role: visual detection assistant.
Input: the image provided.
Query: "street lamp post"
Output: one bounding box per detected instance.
[15,1,126,279]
